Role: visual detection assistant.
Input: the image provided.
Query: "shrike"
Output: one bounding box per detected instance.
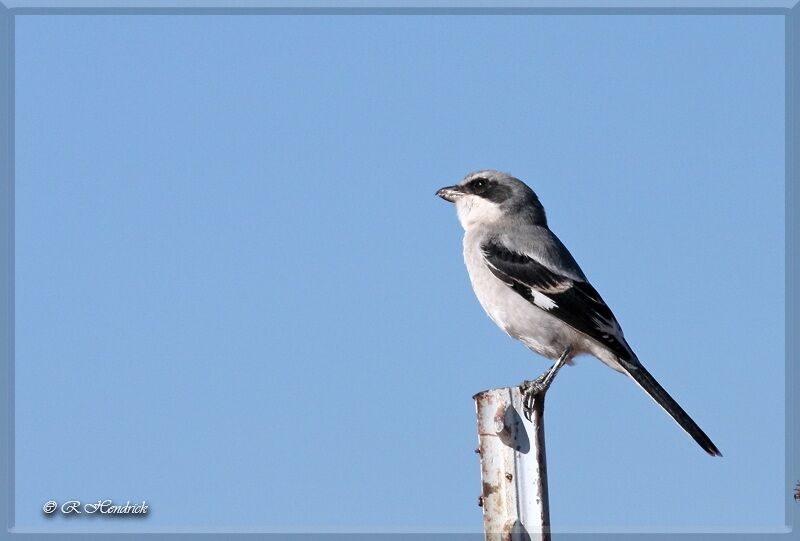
[437,170,721,456]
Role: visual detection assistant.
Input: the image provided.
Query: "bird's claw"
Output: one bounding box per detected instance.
[518,376,547,421]
[518,348,572,422]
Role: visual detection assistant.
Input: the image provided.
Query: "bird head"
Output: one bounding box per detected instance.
[436,170,547,229]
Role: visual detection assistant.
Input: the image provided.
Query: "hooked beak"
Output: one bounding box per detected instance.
[436,185,464,203]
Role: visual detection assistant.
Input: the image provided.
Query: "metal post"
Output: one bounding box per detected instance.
[474,386,550,541]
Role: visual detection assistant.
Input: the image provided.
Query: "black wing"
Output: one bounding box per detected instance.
[482,239,632,361]
[483,240,723,456]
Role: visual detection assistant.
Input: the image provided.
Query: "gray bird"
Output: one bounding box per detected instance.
[437,170,721,456]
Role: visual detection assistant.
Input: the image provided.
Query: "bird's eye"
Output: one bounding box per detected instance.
[472,178,488,193]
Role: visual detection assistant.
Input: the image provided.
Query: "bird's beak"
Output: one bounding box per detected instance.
[436,185,464,203]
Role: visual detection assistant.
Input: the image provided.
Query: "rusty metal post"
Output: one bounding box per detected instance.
[474,386,550,541]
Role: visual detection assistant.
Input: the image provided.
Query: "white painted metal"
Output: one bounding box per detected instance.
[474,386,549,541]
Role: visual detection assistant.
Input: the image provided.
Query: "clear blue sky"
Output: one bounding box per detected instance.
[13,13,784,533]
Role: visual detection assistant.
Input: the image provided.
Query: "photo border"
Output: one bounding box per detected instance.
[1,1,796,538]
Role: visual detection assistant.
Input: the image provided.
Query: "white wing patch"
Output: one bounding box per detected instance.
[531,289,558,310]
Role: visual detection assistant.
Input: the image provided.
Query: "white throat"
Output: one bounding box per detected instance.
[455,195,503,230]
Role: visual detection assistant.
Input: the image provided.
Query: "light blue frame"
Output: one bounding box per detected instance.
[0,1,797,539]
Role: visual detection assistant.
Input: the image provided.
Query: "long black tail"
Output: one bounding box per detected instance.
[621,359,721,457]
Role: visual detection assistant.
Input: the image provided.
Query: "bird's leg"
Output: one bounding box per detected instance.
[519,347,572,421]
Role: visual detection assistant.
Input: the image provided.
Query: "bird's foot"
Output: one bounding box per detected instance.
[518,374,548,421]
[518,347,573,422]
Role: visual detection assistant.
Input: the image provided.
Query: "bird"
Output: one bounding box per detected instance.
[436,170,721,456]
